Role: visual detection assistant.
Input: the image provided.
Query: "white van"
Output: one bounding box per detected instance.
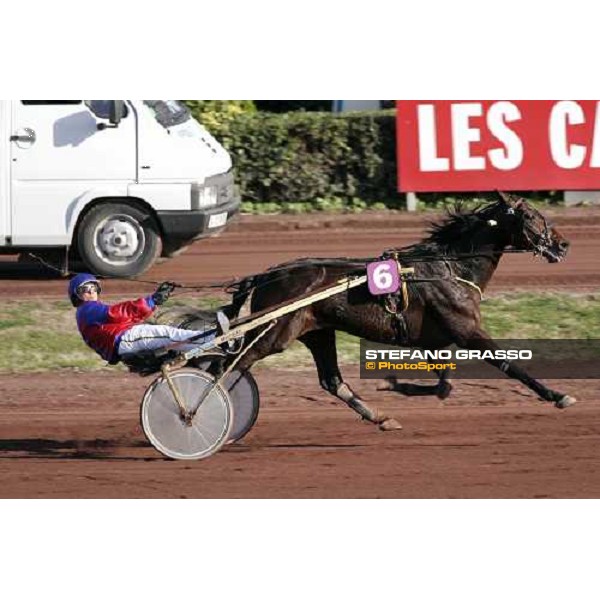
[0,100,240,277]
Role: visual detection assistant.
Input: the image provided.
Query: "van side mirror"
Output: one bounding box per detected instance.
[93,100,127,130]
[109,101,126,126]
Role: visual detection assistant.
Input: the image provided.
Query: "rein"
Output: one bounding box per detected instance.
[25,252,237,292]
[23,249,504,302]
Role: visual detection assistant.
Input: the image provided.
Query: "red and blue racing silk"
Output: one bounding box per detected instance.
[76,296,156,363]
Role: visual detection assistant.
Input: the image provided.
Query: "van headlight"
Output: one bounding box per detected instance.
[191,183,218,209]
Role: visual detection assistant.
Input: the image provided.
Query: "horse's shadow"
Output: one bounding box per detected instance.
[0,438,163,461]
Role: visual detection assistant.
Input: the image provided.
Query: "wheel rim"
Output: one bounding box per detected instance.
[93,214,146,265]
[222,370,260,443]
[141,370,233,460]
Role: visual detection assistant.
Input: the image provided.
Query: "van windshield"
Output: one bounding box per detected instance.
[144,101,191,129]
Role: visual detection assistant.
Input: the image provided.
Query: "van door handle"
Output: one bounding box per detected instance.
[10,128,36,144]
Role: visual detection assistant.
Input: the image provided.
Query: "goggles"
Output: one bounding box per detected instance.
[77,282,100,297]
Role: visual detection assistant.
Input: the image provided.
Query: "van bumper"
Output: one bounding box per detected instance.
[156,195,241,249]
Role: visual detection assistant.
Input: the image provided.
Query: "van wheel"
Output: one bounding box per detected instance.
[77,203,162,277]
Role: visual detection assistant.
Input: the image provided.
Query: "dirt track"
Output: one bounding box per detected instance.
[1,210,599,498]
[1,369,598,498]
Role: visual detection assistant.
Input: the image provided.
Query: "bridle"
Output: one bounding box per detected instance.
[507,204,553,258]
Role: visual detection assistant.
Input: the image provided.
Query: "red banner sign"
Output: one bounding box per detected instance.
[396,100,600,192]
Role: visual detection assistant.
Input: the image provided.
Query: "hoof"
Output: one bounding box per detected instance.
[555,395,577,409]
[436,381,453,400]
[378,417,403,431]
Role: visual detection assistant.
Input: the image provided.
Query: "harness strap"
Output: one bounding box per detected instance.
[382,251,415,314]
[400,266,414,310]
[454,277,484,300]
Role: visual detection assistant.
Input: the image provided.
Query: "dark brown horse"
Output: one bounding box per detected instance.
[185,192,575,430]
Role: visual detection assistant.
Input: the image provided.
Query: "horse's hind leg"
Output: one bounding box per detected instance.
[377,366,453,399]
[299,329,402,431]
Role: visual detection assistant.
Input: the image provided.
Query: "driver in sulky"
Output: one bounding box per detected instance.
[69,273,229,364]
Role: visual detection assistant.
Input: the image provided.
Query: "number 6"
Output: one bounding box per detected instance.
[373,264,393,290]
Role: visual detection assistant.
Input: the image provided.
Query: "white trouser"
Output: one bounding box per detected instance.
[117,324,216,357]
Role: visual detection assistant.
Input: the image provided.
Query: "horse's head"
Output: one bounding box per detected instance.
[495,192,570,263]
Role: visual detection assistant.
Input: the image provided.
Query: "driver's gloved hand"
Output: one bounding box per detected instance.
[152,281,177,306]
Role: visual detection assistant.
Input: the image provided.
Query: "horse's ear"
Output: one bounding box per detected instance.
[498,190,525,209]
[497,190,514,206]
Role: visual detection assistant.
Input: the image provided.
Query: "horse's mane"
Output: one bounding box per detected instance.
[400,200,500,257]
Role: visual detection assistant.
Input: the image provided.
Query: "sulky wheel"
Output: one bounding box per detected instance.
[192,355,260,444]
[141,368,233,460]
[222,370,260,444]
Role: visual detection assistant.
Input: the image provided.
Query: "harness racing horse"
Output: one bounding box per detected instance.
[211,192,575,431]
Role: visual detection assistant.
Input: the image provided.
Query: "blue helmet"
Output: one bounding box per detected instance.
[68,273,102,306]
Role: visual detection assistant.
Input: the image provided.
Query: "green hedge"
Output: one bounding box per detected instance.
[190,107,400,206]
[253,101,333,113]
[183,100,256,137]
[185,105,562,208]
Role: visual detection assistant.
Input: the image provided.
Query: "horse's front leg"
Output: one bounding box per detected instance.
[463,330,576,409]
